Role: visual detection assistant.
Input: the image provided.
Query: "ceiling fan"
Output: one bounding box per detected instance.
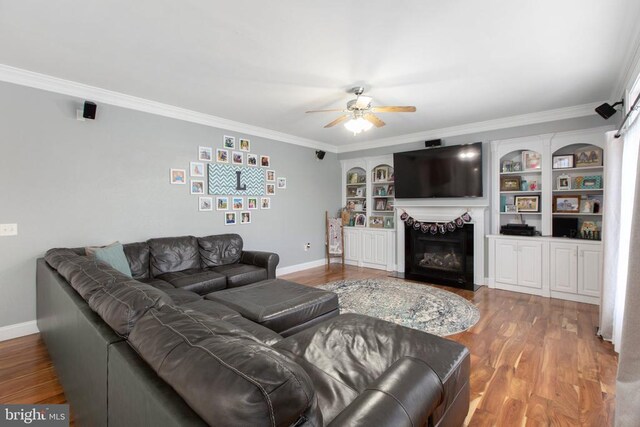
[306,87,416,134]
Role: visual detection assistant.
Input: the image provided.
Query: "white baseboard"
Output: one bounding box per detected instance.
[0,320,39,342]
[277,259,327,276]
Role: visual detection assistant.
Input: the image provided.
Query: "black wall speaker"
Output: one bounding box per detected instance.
[83,101,97,120]
[425,139,442,148]
[553,217,579,238]
[315,150,326,160]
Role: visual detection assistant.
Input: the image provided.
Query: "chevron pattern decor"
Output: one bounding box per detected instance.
[208,163,266,196]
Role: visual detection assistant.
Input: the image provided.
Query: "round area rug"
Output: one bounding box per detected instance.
[318,278,480,336]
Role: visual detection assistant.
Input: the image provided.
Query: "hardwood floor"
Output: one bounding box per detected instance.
[0,265,617,426]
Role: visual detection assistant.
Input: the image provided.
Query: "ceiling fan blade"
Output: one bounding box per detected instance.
[324,115,351,128]
[354,96,372,109]
[371,106,417,113]
[306,108,346,113]
[364,113,385,128]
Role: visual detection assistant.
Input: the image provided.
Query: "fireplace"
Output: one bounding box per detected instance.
[404,224,475,290]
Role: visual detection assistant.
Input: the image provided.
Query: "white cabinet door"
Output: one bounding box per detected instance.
[344,229,360,263]
[361,231,376,264]
[495,240,519,285]
[517,241,543,289]
[579,246,602,298]
[550,243,577,293]
[373,231,387,265]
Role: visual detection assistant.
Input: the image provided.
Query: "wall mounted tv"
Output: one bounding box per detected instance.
[393,142,483,198]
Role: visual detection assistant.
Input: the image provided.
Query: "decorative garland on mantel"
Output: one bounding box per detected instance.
[400,210,472,235]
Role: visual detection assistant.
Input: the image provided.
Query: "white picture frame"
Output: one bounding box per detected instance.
[240,211,251,224]
[239,138,250,152]
[216,196,229,211]
[232,151,243,165]
[261,197,271,209]
[557,174,571,190]
[216,148,229,163]
[190,162,205,177]
[232,197,244,210]
[247,153,258,166]
[190,180,205,195]
[198,147,212,162]
[223,135,235,149]
[266,183,275,195]
[260,155,271,167]
[198,197,213,211]
[170,169,186,185]
[266,170,275,182]
[224,212,236,225]
[247,197,258,210]
[277,177,286,189]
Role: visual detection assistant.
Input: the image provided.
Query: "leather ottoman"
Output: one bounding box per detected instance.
[205,279,339,336]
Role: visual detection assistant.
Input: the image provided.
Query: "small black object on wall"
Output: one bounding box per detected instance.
[425,139,442,148]
[315,150,326,160]
[83,101,97,120]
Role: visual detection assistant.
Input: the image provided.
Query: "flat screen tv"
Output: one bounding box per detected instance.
[393,142,483,198]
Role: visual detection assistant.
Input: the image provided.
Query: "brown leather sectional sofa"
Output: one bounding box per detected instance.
[37,233,470,426]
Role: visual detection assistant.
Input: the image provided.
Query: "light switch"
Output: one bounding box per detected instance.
[0,223,18,236]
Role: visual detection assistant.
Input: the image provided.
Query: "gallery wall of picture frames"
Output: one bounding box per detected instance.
[169,135,287,225]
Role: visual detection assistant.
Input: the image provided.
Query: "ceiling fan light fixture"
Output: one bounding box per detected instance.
[344,117,373,135]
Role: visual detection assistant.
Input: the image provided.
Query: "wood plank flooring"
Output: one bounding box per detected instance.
[0,265,617,426]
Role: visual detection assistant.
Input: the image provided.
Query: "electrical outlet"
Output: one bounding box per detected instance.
[304,243,311,251]
[0,223,18,236]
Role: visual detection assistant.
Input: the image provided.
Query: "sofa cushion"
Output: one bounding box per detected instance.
[88,277,171,337]
[138,278,174,291]
[156,269,226,295]
[208,264,267,288]
[94,243,132,278]
[205,279,339,334]
[148,236,200,277]
[123,242,150,280]
[161,288,203,305]
[273,313,470,425]
[197,234,242,267]
[128,305,321,427]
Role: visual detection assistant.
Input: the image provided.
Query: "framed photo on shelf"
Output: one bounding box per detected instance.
[500,176,521,191]
[347,187,358,197]
[374,185,387,196]
[515,195,539,212]
[522,151,541,171]
[553,155,574,169]
[501,160,513,173]
[512,162,522,172]
[557,174,571,190]
[354,214,367,227]
[373,166,389,182]
[355,187,364,197]
[580,175,602,189]
[574,147,602,167]
[553,195,580,213]
[505,204,517,213]
[375,199,387,211]
[369,216,384,228]
[384,216,394,229]
[579,199,595,213]
[387,184,394,196]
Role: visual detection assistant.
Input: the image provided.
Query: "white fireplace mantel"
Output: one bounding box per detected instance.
[395,203,488,286]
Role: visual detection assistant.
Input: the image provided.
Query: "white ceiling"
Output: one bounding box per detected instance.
[1,1,639,150]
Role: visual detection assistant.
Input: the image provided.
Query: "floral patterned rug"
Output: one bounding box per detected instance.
[318,278,480,336]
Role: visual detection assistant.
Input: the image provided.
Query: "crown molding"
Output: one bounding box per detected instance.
[0,64,337,153]
[336,103,602,153]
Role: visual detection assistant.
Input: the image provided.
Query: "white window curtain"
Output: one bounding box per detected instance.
[601,95,640,426]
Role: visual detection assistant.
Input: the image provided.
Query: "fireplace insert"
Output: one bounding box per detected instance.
[404,224,476,290]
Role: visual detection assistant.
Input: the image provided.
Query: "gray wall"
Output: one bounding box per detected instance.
[0,82,341,328]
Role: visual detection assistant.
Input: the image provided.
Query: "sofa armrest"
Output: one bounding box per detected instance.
[328,357,443,427]
[240,251,279,279]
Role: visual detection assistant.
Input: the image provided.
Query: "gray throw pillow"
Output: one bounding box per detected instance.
[93,242,133,277]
